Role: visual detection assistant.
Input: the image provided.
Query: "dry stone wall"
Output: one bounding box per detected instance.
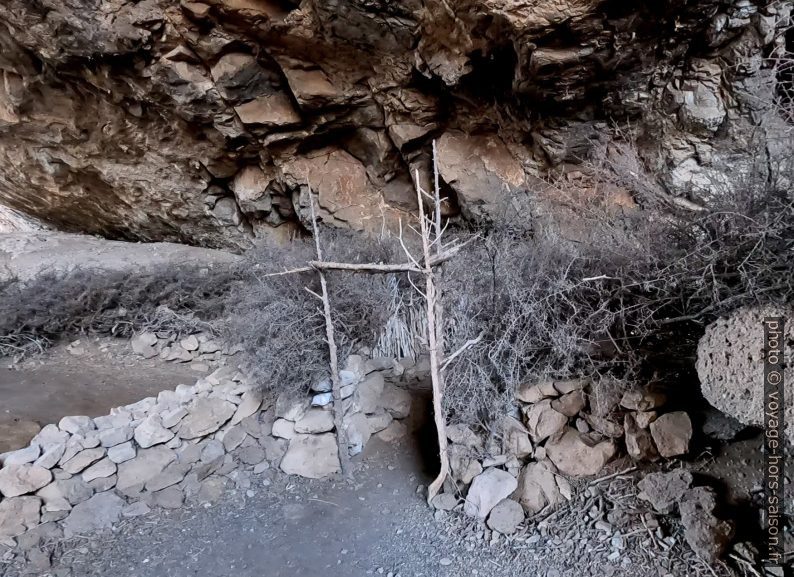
[436,377,697,536]
[0,352,416,551]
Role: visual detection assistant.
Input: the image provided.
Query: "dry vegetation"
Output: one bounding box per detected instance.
[1,139,792,432]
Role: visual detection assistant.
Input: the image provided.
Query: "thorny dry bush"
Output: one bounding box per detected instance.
[0,229,398,398]
[1,140,792,415]
[0,266,236,358]
[223,230,397,395]
[440,141,794,430]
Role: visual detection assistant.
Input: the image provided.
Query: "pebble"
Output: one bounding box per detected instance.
[440,558,452,566]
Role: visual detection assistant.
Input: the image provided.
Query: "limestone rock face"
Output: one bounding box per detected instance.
[0,1,789,245]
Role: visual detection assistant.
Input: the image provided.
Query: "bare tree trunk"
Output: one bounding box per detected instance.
[308,190,351,477]
[417,150,451,504]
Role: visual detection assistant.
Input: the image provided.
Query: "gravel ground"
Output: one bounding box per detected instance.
[1,432,753,577]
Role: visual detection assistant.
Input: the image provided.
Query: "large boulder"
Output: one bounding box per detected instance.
[696,305,794,442]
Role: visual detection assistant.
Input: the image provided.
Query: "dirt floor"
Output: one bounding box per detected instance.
[0,433,742,577]
[0,342,790,576]
[0,338,201,452]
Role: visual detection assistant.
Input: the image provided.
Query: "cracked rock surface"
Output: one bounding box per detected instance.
[0,1,791,246]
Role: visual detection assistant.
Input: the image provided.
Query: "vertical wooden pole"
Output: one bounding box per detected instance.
[308,188,351,477]
[418,150,450,504]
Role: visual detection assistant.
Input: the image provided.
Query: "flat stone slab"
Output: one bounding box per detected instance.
[0,464,52,497]
[177,398,236,439]
[280,434,340,479]
[63,492,125,538]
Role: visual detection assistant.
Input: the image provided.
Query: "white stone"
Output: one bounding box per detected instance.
[312,392,334,407]
[230,390,262,426]
[513,461,567,515]
[131,332,159,358]
[0,496,41,540]
[107,442,136,464]
[39,478,92,507]
[487,499,524,534]
[501,416,533,459]
[220,426,247,451]
[177,397,236,439]
[59,416,95,435]
[311,378,332,393]
[61,448,105,475]
[122,501,151,518]
[275,393,310,421]
[344,412,371,456]
[545,428,617,477]
[34,442,66,469]
[272,419,297,439]
[464,468,518,519]
[523,399,567,443]
[0,464,52,497]
[199,339,222,354]
[134,415,175,448]
[82,458,116,483]
[515,381,557,404]
[145,462,191,492]
[99,426,133,448]
[295,409,335,434]
[80,432,101,449]
[280,434,340,479]
[161,407,188,429]
[93,412,132,431]
[31,424,69,451]
[180,334,200,351]
[2,443,40,466]
[355,372,385,414]
[446,424,482,448]
[116,446,176,492]
[124,396,157,417]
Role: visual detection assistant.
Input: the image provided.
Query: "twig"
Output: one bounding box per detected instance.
[588,466,637,486]
[441,331,485,372]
